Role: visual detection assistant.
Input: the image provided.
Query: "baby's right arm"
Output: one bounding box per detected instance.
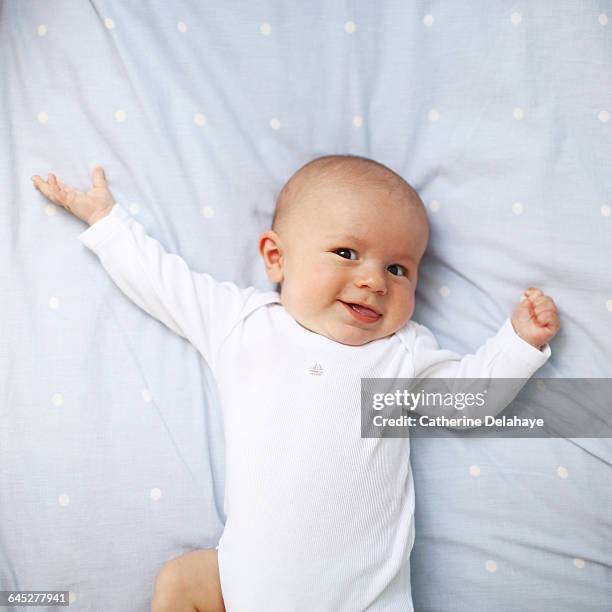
[32,167,257,368]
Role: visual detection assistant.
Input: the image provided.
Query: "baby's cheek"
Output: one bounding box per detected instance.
[398,293,416,325]
[293,279,323,313]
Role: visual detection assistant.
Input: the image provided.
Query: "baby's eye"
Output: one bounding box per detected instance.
[387,263,407,277]
[334,248,358,260]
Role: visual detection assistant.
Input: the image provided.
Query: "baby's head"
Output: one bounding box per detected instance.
[259,154,429,346]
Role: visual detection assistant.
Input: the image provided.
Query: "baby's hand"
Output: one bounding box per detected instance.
[511,287,560,350]
[31,166,114,226]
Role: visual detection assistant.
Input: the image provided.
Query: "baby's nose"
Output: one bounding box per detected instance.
[354,270,387,293]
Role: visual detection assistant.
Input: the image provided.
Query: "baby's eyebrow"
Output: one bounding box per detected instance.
[325,233,366,245]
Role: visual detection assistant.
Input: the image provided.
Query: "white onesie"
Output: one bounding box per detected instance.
[79,204,551,612]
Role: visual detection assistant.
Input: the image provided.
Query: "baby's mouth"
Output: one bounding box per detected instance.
[339,301,382,323]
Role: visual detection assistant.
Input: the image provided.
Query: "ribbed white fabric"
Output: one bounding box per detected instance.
[79,204,551,612]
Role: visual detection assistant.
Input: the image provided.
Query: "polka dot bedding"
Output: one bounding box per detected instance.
[3,1,611,611]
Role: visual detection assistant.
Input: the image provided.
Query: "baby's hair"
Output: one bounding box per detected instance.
[272,154,424,234]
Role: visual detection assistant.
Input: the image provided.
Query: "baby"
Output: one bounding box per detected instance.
[32,155,559,612]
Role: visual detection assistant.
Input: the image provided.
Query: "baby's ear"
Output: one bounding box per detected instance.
[258,230,284,283]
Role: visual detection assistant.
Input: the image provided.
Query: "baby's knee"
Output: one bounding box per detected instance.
[151,550,224,612]
[151,558,187,612]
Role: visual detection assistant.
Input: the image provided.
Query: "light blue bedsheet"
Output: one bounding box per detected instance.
[1,2,610,611]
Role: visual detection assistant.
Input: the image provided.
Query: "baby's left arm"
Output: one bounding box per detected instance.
[406,287,559,423]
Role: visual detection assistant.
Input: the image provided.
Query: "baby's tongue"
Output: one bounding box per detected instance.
[350,303,378,318]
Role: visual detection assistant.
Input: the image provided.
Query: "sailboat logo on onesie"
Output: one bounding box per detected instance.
[309,363,324,376]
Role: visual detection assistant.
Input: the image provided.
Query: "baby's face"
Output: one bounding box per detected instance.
[263,181,428,346]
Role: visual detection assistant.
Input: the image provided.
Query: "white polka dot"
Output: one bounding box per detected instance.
[428,109,440,122]
[511,13,522,25]
[51,393,64,407]
[352,115,363,128]
[557,466,569,479]
[429,200,440,213]
[104,18,115,30]
[260,23,272,36]
[194,113,207,126]
[485,560,497,573]
[58,494,70,506]
[573,558,585,569]
[37,24,47,36]
[599,14,608,26]
[202,206,215,219]
[439,286,450,298]
[601,204,611,217]
[177,21,187,33]
[423,15,434,27]
[68,593,77,604]
[469,465,481,477]
[115,110,126,122]
[606,299,612,312]
[37,111,49,124]
[512,202,524,215]
[598,110,610,123]
[344,21,356,34]
[269,118,281,130]
[128,203,140,214]
[513,107,524,120]
[142,389,153,402]
[44,204,57,216]
[150,487,162,500]
[48,296,60,309]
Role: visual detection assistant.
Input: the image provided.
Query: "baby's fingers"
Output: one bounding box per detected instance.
[534,296,556,311]
[92,166,107,188]
[31,173,68,207]
[31,174,58,200]
[537,310,557,324]
[534,298,559,324]
[31,175,47,189]
[523,287,543,300]
[535,309,560,332]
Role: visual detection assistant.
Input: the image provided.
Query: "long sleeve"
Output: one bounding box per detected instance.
[78,203,259,368]
[402,319,551,423]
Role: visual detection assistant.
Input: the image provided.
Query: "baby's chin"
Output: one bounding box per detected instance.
[333,329,394,346]
[284,299,411,345]
[333,313,413,346]
[324,321,403,346]
[290,314,383,346]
